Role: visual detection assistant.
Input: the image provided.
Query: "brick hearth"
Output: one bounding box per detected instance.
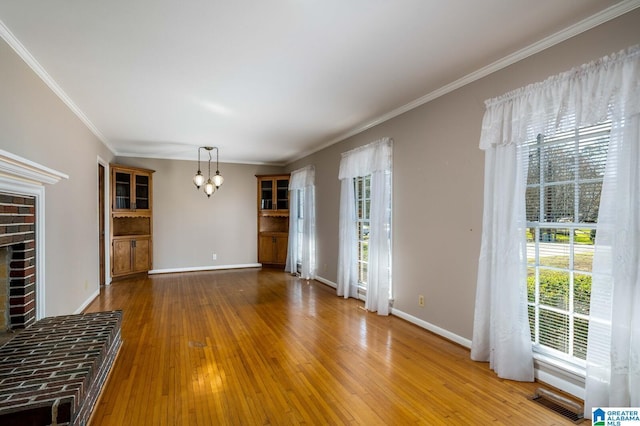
[0,311,122,425]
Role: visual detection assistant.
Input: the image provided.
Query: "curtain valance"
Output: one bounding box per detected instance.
[480,45,640,150]
[338,137,392,179]
[289,165,315,190]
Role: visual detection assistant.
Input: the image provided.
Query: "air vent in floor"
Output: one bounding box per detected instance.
[530,387,584,424]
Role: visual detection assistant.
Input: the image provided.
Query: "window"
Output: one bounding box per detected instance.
[525,122,610,363]
[355,175,371,288]
[295,188,304,273]
[286,165,316,279]
[338,137,392,314]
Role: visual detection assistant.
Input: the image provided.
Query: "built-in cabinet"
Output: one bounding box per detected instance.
[110,164,154,279]
[257,174,290,268]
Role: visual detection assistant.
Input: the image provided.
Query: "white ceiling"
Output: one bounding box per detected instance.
[0,1,637,165]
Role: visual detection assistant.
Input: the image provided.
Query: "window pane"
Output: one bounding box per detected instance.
[578,182,602,223]
[538,269,569,310]
[359,262,368,285]
[543,185,574,222]
[527,267,535,303]
[538,228,570,269]
[574,273,592,315]
[543,141,575,183]
[539,309,569,353]
[527,148,540,185]
[579,133,609,180]
[528,305,535,339]
[360,241,368,263]
[574,249,594,273]
[573,317,589,360]
[526,187,540,222]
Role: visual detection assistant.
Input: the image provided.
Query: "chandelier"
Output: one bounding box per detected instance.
[193,146,224,197]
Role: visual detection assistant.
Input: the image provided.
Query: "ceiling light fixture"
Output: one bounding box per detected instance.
[193,146,224,197]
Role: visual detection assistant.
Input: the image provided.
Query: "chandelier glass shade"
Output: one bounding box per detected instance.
[193,146,224,197]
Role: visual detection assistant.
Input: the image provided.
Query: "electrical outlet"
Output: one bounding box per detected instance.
[418,295,425,307]
[212,253,217,260]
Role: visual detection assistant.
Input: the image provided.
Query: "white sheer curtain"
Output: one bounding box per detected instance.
[471,46,640,392]
[584,49,640,413]
[470,141,534,381]
[285,165,316,280]
[337,138,392,315]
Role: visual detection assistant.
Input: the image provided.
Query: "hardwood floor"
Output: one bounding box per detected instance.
[85,269,585,425]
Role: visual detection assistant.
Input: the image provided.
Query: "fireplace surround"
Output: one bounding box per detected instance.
[0,149,68,331]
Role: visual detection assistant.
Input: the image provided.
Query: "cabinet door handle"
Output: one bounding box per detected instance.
[272,237,276,243]
[131,240,136,248]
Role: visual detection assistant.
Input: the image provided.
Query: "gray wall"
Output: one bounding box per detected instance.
[0,38,114,317]
[287,9,640,340]
[1,7,638,336]
[115,157,282,271]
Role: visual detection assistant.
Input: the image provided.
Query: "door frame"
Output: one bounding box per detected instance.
[97,157,111,285]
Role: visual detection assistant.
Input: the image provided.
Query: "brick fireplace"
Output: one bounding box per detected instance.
[0,193,36,330]
[0,149,68,332]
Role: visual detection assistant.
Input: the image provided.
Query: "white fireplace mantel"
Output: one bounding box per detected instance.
[0,149,69,185]
[0,149,68,321]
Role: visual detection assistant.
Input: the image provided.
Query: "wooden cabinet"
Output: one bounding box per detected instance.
[259,234,288,265]
[257,174,290,267]
[110,164,154,280]
[112,236,151,276]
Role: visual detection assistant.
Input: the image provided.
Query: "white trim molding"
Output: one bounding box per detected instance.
[97,158,111,286]
[286,0,640,164]
[0,150,68,321]
[0,149,69,184]
[74,289,101,315]
[313,275,337,289]
[148,263,262,275]
[391,308,473,349]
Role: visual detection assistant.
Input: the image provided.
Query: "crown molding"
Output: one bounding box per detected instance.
[285,0,640,165]
[0,19,115,154]
[1,0,638,166]
[115,151,286,167]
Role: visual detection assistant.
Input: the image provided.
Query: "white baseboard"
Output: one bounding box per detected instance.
[75,288,100,314]
[149,263,262,274]
[314,275,337,288]
[391,308,472,349]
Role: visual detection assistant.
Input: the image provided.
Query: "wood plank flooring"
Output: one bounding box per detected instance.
[85,269,585,425]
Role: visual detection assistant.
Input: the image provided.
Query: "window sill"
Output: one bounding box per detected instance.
[533,352,586,400]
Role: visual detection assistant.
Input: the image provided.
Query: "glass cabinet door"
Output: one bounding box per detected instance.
[114,172,131,209]
[134,174,150,210]
[260,180,273,210]
[276,179,289,210]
